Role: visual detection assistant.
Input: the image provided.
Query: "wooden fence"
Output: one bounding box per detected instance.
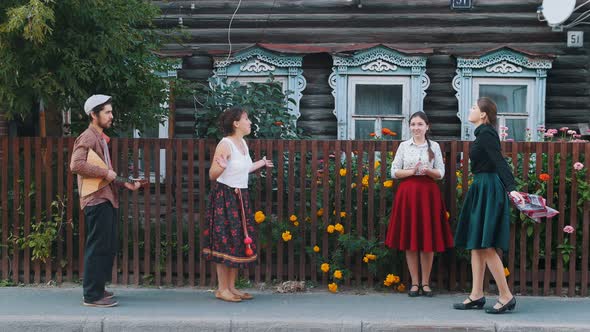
[0,137,588,296]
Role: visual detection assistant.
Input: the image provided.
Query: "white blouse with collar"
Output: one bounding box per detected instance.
[390,138,445,179]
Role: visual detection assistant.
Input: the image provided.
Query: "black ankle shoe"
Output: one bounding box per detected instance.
[485,297,516,314]
[421,284,433,297]
[408,284,420,297]
[453,296,486,310]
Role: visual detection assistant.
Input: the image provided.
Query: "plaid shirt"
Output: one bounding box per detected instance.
[70,125,119,209]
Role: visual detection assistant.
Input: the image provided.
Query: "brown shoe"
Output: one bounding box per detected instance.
[237,292,254,300]
[104,290,114,299]
[83,297,118,308]
[215,290,242,302]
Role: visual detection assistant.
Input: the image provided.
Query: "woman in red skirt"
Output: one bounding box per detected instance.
[202,107,274,302]
[385,111,454,297]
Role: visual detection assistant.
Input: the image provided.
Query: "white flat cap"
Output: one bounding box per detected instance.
[84,94,112,115]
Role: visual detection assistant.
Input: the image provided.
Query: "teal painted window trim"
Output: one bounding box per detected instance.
[453,47,553,141]
[329,45,430,140]
[211,46,306,121]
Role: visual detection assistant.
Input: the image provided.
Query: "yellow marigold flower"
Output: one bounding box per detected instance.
[334,223,344,234]
[340,212,347,218]
[374,161,381,169]
[254,211,266,224]
[457,184,463,190]
[294,221,299,227]
[362,175,369,187]
[366,254,377,260]
[333,270,343,279]
[504,267,510,277]
[327,225,335,234]
[339,168,347,176]
[384,274,395,285]
[383,180,393,188]
[321,263,330,273]
[363,256,369,263]
[313,245,320,253]
[351,183,357,189]
[317,208,324,217]
[290,214,298,222]
[328,282,338,293]
[397,284,406,292]
[281,231,292,242]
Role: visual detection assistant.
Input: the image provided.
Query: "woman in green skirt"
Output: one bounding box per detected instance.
[453,97,524,314]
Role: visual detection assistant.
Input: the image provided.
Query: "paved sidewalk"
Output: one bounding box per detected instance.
[0,286,589,331]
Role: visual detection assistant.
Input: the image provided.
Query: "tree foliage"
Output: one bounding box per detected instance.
[0,0,181,136]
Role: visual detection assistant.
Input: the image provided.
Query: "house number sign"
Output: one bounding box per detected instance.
[451,0,472,9]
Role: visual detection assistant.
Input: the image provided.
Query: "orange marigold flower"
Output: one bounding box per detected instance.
[254,211,266,224]
[397,284,406,292]
[328,282,338,293]
[321,263,330,273]
[538,173,551,182]
[333,270,343,279]
[313,245,320,253]
[327,225,335,234]
[317,208,324,217]
[369,132,376,137]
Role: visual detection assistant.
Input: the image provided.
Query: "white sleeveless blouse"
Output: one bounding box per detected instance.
[216,137,253,189]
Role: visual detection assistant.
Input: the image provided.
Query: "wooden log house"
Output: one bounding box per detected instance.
[152,0,590,141]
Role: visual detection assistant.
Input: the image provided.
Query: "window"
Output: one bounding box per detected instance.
[474,78,534,141]
[211,46,306,121]
[330,45,431,140]
[133,62,180,183]
[348,76,410,139]
[453,47,553,140]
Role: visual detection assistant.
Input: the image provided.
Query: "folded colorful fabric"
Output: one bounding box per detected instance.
[509,193,559,222]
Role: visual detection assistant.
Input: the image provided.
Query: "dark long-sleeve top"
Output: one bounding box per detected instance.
[469,124,516,192]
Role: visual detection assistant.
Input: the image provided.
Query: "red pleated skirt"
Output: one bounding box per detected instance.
[385,176,454,252]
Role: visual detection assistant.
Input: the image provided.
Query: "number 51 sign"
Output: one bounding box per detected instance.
[451,0,472,9]
[567,31,584,48]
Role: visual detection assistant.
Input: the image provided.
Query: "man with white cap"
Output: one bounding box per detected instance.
[70,94,141,307]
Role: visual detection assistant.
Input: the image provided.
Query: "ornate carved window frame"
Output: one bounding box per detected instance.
[453,47,553,140]
[132,60,182,183]
[329,45,430,140]
[211,46,306,121]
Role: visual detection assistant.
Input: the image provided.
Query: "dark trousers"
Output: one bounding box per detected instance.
[82,202,118,302]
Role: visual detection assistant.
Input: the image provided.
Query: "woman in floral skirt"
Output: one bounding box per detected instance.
[202,107,274,302]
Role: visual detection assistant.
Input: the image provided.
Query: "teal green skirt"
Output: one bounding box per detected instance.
[454,172,511,251]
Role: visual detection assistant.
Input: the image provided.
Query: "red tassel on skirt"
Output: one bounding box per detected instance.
[385,176,454,252]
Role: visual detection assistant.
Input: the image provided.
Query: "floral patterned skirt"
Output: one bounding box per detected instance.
[201,182,258,268]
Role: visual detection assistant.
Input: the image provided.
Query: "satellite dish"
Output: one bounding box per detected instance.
[541,0,576,26]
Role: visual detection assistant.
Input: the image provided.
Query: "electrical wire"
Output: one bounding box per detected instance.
[226,0,243,62]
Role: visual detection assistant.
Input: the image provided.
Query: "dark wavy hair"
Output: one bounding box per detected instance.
[409,111,434,162]
[219,106,246,136]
